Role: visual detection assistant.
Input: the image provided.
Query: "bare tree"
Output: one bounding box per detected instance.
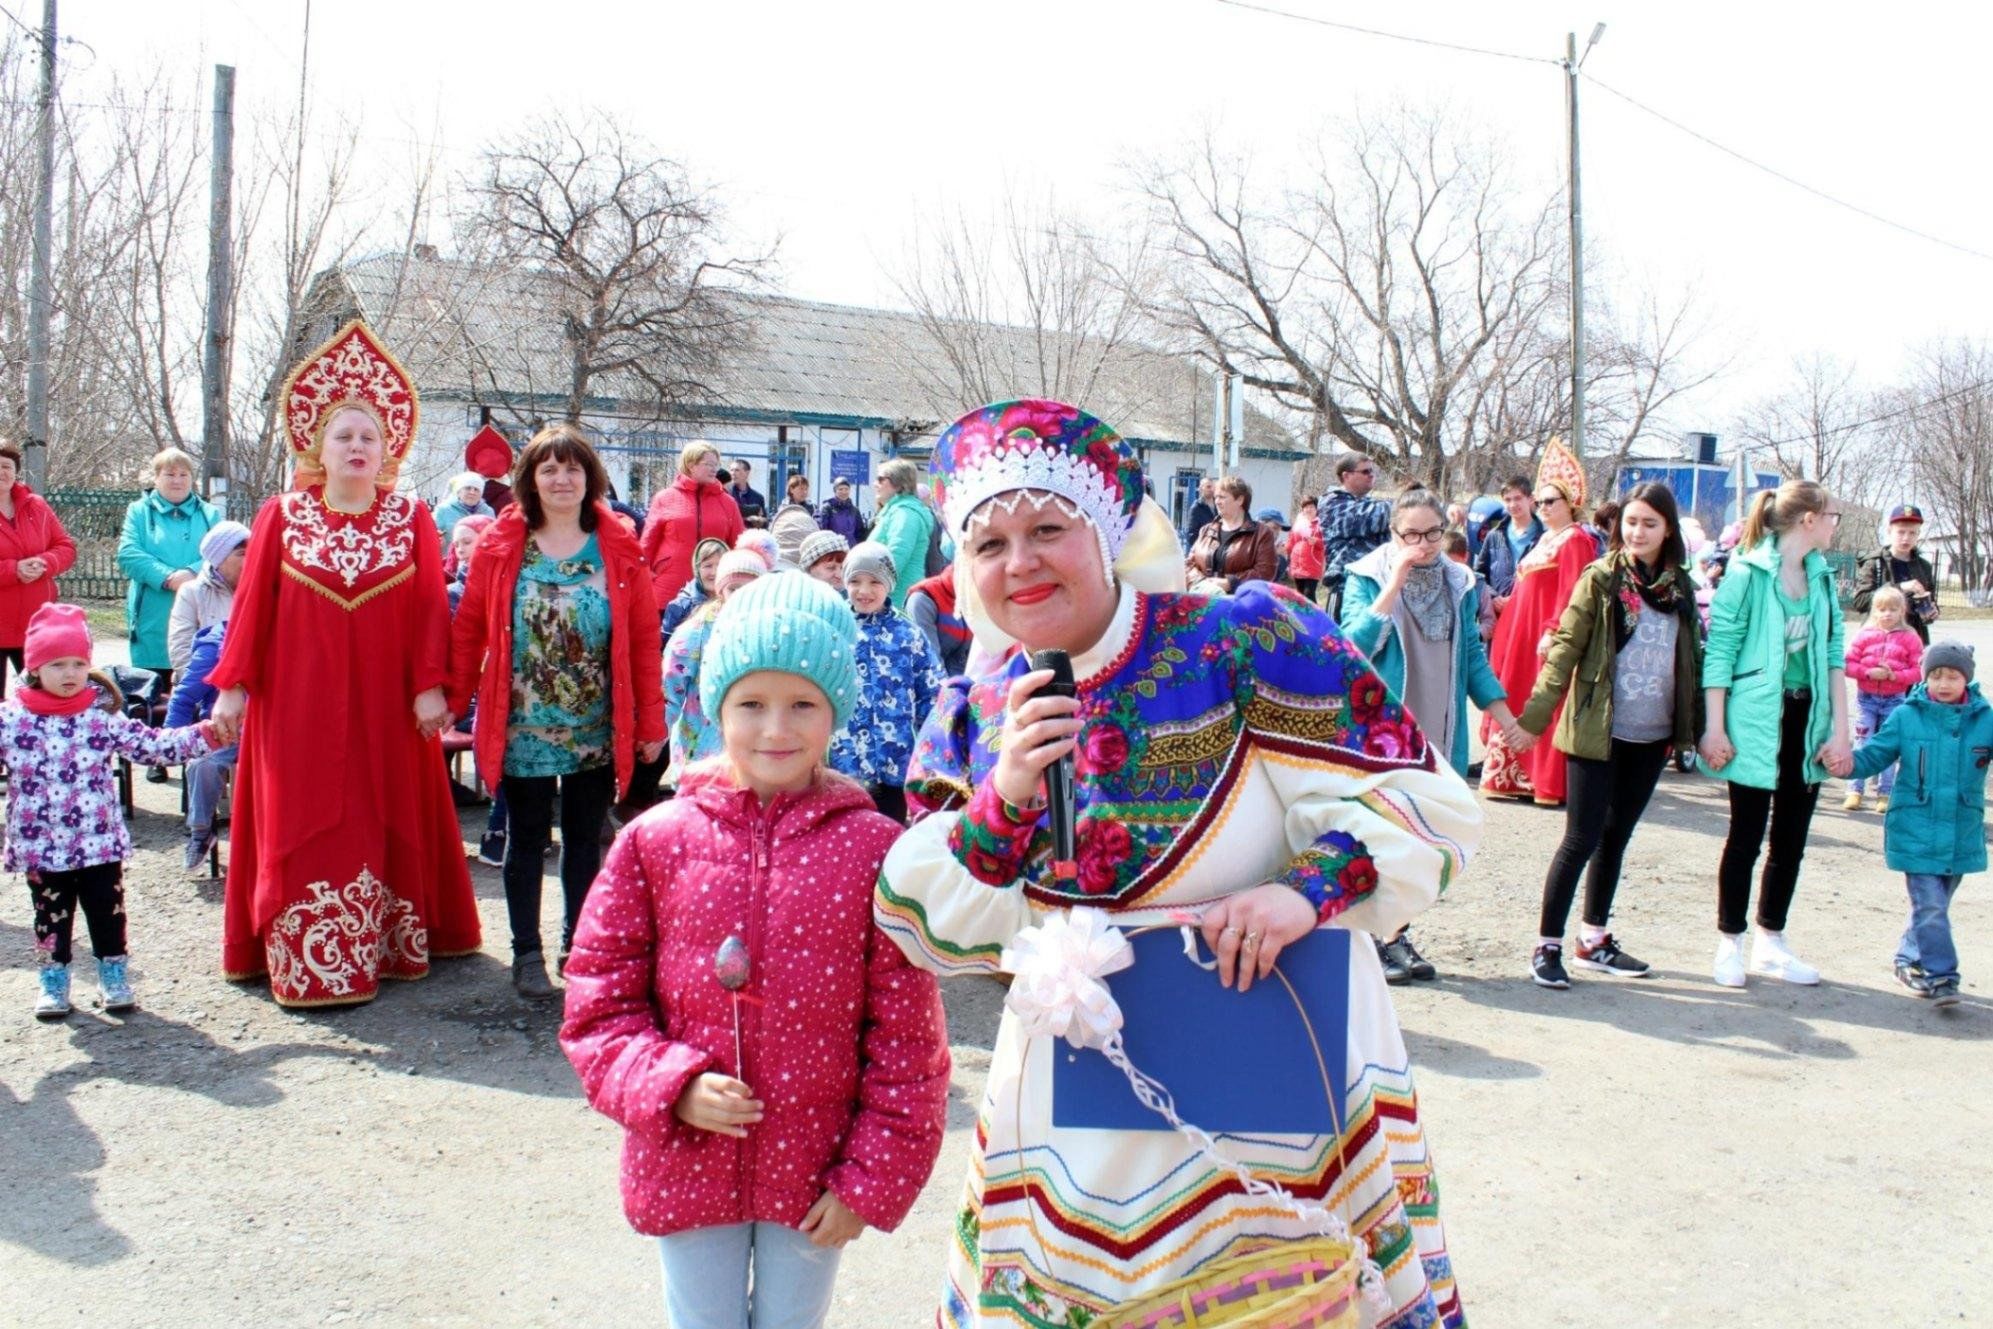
[889,196,1166,423]
[1733,353,1887,514]
[1895,339,1993,593]
[1132,108,1564,487]
[459,112,767,427]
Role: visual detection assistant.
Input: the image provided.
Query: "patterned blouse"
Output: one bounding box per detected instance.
[505,535,611,777]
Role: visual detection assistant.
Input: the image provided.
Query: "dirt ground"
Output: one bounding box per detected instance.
[4,627,1991,1327]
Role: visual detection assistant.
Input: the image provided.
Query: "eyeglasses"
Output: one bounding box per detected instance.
[1535,494,1564,507]
[1395,526,1446,545]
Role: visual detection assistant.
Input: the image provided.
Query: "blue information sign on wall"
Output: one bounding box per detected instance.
[829,449,871,485]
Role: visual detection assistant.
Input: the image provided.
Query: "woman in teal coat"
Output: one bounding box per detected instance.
[1341,488,1526,986]
[117,447,219,685]
[1698,479,1852,990]
[869,458,935,608]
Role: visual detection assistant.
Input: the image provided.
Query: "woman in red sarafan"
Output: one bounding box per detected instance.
[1481,438,1600,807]
[207,320,481,1007]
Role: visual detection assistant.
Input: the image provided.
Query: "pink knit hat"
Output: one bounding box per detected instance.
[23,603,91,671]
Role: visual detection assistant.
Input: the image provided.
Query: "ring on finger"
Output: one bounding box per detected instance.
[1221,925,1241,937]
[1243,931,1262,948]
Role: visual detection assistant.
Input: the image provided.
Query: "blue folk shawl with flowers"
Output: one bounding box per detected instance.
[904,582,1435,914]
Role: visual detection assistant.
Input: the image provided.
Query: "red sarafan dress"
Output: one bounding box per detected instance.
[209,488,482,1006]
[1480,522,1599,806]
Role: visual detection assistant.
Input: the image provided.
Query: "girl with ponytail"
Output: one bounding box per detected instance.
[1698,479,1853,989]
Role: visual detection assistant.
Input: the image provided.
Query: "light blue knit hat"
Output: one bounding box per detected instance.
[698,572,860,728]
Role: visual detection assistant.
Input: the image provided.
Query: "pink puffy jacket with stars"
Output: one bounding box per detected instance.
[560,763,951,1238]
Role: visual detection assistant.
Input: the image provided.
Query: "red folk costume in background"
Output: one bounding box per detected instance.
[1480,440,1599,807]
[210,320,481,1007]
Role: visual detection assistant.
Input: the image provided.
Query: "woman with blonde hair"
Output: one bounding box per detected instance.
[117,446,219,695]
[1698,478,1852,988]
[207,321,481,1007]
[638,440,744,608]
[869,458,934,607]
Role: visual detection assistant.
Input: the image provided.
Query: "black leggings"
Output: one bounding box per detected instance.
[1538,738,1671,937]
[868,783,908,826]
[1294,578,1320,606]
[500,764,617,957]
[1718,694,1822,935]
[31,862,126,965]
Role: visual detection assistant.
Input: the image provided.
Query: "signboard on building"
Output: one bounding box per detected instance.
[830,449,871,485]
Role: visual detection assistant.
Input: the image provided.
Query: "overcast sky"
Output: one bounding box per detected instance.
[59,0,1993,445]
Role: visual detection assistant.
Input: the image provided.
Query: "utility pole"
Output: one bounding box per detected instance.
[1563,23,1605,464]
[24,0,56,487]
[203,64,236,502]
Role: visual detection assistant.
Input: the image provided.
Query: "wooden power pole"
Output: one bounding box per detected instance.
[23,0,55,487]
[203,64,235,501]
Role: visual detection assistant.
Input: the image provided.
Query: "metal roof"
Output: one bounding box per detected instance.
[314,253,1303,455]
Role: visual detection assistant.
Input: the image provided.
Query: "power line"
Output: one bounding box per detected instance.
[1753,374,1993,447]
[1584,73,1993,266]
[1212,0,1556,67]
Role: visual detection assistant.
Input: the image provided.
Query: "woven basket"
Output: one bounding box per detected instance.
[1093,1237,1362,1329]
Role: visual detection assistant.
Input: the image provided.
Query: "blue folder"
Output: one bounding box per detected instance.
[1050,926,1349,1135]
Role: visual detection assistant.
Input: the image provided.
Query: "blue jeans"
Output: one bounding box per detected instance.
[1898,873,1962,982]
[657,1222,842,1329]
[1851,691,1906,795]
[185,744,238,832]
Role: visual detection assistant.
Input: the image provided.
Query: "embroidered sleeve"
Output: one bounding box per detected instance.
[947,779,1043,886]
[1226,585,1484,937]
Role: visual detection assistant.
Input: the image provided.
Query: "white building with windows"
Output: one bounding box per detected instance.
[290,253,1312,532]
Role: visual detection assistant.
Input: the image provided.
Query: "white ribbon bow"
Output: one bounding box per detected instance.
[1000,907,1133,1050]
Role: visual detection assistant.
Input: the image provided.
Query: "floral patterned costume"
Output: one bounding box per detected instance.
[877,583,1482,1328]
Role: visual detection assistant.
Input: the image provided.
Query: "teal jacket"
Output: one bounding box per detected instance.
[117,489,219,671]
[871,492,935,608]
[1700,535,1845,790]
[1340,546,1506,773]
[1849,683,1992,875]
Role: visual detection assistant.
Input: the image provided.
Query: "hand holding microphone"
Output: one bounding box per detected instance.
[992,654,1084,856]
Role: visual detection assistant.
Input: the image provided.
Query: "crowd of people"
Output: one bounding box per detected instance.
[3,316,1985,1329]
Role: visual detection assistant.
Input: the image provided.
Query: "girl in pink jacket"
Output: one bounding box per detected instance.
[1841,585,1924,813]
[561,572,949,1329]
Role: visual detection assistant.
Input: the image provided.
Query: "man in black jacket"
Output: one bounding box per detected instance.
[1851,504,1940,643]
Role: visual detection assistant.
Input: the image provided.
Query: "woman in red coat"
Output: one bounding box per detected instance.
[1481,440,1601,807]
[639,441,744,608]
[207,321,481,1007]
[0,440,77,694]
[448,424,665,997]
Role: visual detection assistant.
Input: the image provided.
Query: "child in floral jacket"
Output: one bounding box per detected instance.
[5,604,219,1018]
[828,542,943,824]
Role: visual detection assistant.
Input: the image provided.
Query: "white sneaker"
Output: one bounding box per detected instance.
[1713,935,1747,988]
[1750,930,1821,985]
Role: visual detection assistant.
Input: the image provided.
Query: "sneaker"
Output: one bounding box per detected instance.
[1840,790,1862,812]
[1929,977,1962,1008]
[184,825,217,872]
[1384,933,1438,981]
[1530,943,1570,989]
[512,951,555,999]
[1376,937,1411,986]
[1873,795,1891,815]
[1750,930,1821,985]
[34,964,72,1020]
[98,956,136,1012]
[1713,935,1747,988]
[477,831,506,868]
[1895,962,1932,997]
[1572,933,1652,978]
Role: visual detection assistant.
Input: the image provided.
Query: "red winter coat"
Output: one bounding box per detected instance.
[640,474,745,607]
[445,503,664,800]
[0,482,77,648]
[560,765,949,1237]
[1845,624,1923,698]
[1286,511,1326,580]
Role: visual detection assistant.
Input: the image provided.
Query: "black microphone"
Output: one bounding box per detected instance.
[1028,648,1079,881]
